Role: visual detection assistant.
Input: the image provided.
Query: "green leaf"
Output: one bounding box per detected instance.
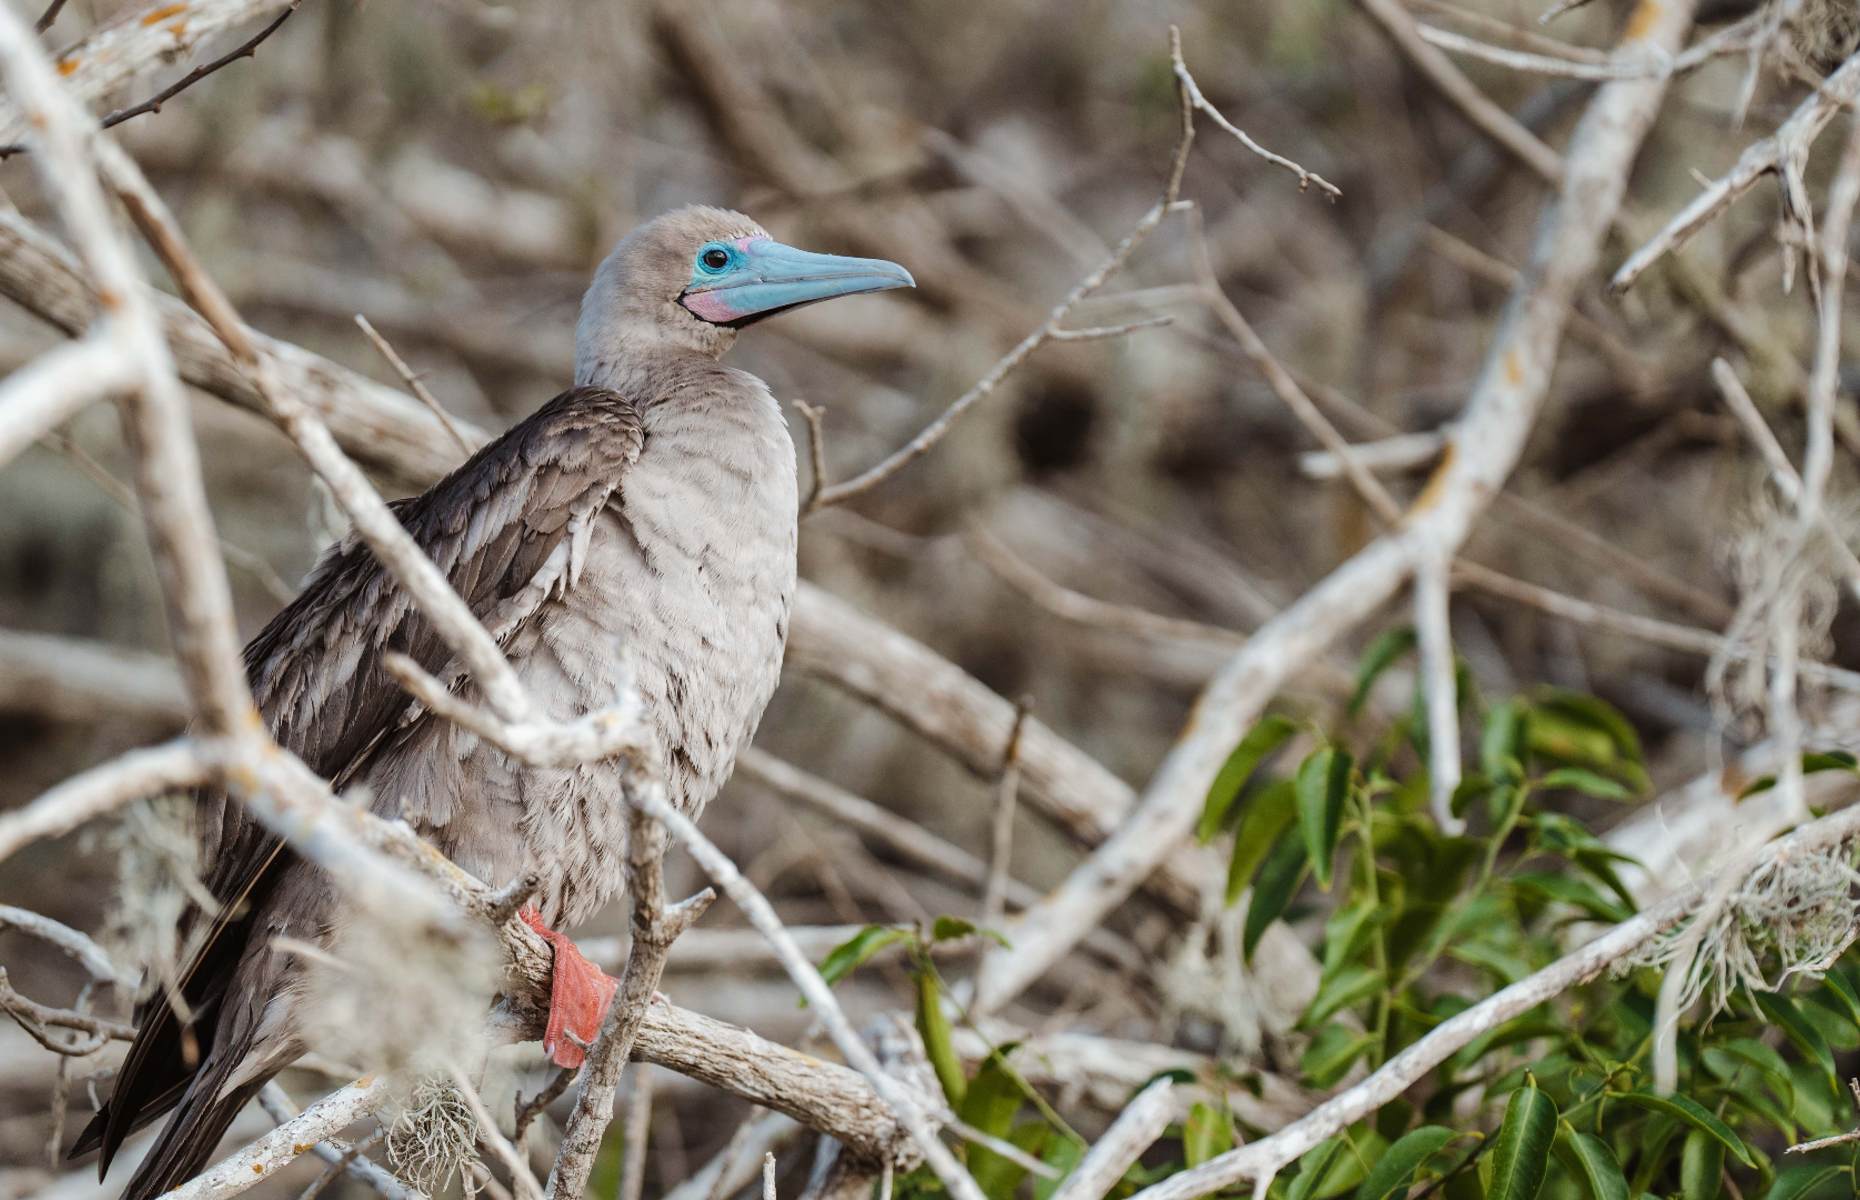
[1287,1137,1346,1200]
[1322,897,1383,977]
[1296,748,1353,889]
[1538,767,1635,802]
[1354,1126,1455,1200]
[1200,714,1300,842]
[1704,1038,1796,1112]
[930,916,974,942]
[1226,778,1300,906]
[1352,627,1417,716]
[1482,699,1525,780]
[1553,1127,1629,1200]
[1183,1102,1233,1168]
[1485,780,1526,829]
[1301,963,1384,1029]
[1033,1137,1084,1200]
[1301,1024,1375,1089]
[1756,991,1841,1101]
[817,924,910,987]
[958,1058,1025,1197]
[1761,1165,1845,1200]
[1680,1128,1724,1200]
[1488,1083,1557,1200]
[1244,826,1310,961]
[915,966,965,1106]
[1534,690,1642,761]
[1736,751,1859,800]
[927,916,1006,945]
[1288,1132,1379,1200]
[1509,872,1631,923]
[1450,773,1495,820]
[1605,1092,1755,1167]
[1816,970,1860,1032]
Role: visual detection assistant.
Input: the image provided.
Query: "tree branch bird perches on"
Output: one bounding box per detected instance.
[69,206,914,1200]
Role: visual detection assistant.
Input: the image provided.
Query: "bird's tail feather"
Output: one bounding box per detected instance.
[117,1057,264,1200]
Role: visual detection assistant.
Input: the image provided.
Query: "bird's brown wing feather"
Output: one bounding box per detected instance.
[80,386,643,1175]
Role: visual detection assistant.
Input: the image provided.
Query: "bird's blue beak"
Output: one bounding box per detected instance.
[679,238,915,327]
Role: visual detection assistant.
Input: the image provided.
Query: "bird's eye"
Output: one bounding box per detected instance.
[701,247,730,271]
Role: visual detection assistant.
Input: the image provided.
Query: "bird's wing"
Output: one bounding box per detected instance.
[81,386,642,1172]
[200,384,643,893]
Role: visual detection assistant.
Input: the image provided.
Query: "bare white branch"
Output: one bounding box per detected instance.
[159,1078,390,1200]
[0,334,135,467]
[1413,550,1462,833]
[1047,1079,1178,1200]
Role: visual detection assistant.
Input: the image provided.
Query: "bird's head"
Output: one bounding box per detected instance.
[576,205,915,374]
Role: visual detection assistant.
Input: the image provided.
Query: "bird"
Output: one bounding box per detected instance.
[71,205,914,1199]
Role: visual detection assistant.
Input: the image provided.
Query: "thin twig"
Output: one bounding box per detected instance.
[1048,315,1174,341]
[981,697,1033,929]
[794,400,828,512]
[513,1067,576,1151]
[0,3,301,158]
[804,31,1198,511]
[1452,560,1860,693]
[1417,22,1649,78]
[0,904,124,984]
[1171,49,1340,197]
[1787,1079,1860,1153]
[545,779,718,1199]
[629,784,986,1200]
[1612,48,1860,291]
[33,0,67,33]
[1709,358,1860,596]
[355,313,473,457]
[451,1068,545,1200]
[0,966,128,1053]
[946,1120,1062,1181]
[1356,0,1564,186]
[164,1078,392,1200]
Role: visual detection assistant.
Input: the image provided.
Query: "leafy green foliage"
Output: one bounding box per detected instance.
[868,631,1860,1200]
[1172,632,1860,1200]
[1354,1126,1456,1200]
[1489,1083,1557,1200]
[1296,748,1353,889]
[815,923,910,987]
[1200,714,1300,842]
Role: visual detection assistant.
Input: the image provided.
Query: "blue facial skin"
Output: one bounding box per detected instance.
[678,238,915,326]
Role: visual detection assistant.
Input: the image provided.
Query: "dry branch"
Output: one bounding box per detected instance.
[1046,1079,1177,1200]
[971,0,1701,1016]
[0,0,297,143]
[1612,48,1860,291]
[545,793,714,1200]
[162,1079,390,1200]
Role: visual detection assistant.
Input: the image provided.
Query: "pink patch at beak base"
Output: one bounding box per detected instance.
[680,290,742,324]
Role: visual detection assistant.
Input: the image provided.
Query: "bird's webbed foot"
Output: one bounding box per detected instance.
[519,907,619,1069]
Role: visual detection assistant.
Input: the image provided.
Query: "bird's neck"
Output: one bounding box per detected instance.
[574,339,728,405]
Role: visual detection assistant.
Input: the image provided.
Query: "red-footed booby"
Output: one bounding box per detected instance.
[75,206,913,1199]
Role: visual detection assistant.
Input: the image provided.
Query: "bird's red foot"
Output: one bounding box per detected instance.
[519,907,618,1069]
